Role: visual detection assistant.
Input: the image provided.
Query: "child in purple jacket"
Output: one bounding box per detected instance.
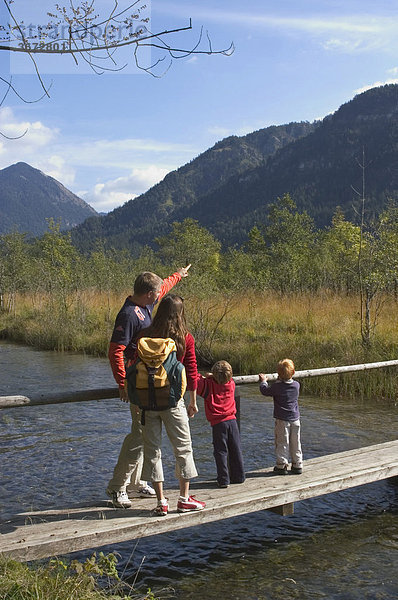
[259,358,303,475]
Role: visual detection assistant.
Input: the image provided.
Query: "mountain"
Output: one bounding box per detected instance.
[196,84,398,245]
[70,121,315,253]
[0,162,98,236]
[72,83,398,252]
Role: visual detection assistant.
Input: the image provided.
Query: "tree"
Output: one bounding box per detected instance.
[0,231,31,313]
[320,209,361,293]
[155,219,232,365]
[263,194,317,293]
[155,218,221,293]
[1,0,233,131]
[244,226,270,290]
[33,219,81,313]
[357,203,398,345]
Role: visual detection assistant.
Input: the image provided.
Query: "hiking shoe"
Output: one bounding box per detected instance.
[218,482,229,488]
[177,495,206,513]
[273,465,288,475]
[106,488,132,509]
[291,466,303,475]
[152,500,169,517]
[138,484,156,497]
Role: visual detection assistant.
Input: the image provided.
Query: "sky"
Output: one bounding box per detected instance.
[1,0,398,213]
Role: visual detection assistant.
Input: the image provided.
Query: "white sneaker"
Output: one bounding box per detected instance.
[106,488,132,509]
[138,483,156,497]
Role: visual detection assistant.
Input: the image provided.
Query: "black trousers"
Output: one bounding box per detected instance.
[212,419,245,486]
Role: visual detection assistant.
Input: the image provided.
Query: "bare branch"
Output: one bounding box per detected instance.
[0,75,52,104]
[0,23,195,55]
[3,0,51,97]
[0,1,233,136]
[0,75,54,139]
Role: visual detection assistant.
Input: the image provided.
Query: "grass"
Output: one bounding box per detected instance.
[1,289,397,400]
[0,554,160,600]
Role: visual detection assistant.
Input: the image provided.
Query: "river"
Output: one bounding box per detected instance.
[0,340,397,599]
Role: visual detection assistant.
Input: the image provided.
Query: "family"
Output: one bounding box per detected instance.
[107,267,303,516]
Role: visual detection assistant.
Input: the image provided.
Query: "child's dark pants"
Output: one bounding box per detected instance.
[212,418,245,486]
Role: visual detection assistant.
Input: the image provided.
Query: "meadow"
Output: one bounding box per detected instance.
[1,290,397,401]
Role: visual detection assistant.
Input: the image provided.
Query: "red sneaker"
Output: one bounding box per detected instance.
[152,500,168,516]
[177,495,206,513]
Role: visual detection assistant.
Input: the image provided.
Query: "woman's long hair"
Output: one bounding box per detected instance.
[139,294,187,357]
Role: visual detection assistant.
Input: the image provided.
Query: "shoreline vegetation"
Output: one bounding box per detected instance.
[0,554,160,600]
[1,290,397,401]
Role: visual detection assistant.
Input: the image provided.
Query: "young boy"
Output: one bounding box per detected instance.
[259,358,303,475]
[197,360,245,488]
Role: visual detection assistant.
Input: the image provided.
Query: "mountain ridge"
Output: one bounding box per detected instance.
[0,162,98,236]
[70,120,316,252]
[71,84,398,252]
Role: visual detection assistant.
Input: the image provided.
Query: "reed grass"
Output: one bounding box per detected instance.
[1,289,397,399]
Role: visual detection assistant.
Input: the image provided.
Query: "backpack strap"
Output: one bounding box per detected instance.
[146,365,158,410]
[162,351,186,404]
[125,361,140,405]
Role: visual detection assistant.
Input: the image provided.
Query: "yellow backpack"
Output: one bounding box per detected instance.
[126,337,187,413]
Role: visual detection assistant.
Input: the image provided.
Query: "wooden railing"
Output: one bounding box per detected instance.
[1,360,397,409]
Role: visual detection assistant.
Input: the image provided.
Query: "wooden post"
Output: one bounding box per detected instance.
[268,503,294,516]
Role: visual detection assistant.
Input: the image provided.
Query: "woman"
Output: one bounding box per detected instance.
[136,294,205,516]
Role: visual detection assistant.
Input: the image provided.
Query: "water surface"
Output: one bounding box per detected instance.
[0,341,397,599]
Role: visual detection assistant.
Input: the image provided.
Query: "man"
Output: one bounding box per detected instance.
[107,265,191,508]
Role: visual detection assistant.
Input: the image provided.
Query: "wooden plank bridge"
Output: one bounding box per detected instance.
[1,440,397,562]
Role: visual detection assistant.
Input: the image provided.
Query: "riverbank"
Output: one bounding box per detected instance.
[1,290,397,399]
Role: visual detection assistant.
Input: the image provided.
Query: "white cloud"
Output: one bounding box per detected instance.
[354,78,398,95]
[208,125,232,138]
[159,3,381,33]
[159,4,398,54]
[80,165,170,212]
[207,120,273,141]
[0,107,58,156]
[322,38,363,52]
[58,137,195,170]
[40,155,76,187]
[0,107,77,186]
[0,107,197,211]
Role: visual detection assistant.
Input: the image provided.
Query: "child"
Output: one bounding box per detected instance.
[197,360,245,488]
[259,358,303,475]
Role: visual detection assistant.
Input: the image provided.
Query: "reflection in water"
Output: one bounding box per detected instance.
[0,341,397,599]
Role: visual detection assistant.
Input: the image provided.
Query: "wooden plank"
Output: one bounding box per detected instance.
[1,440,397,562]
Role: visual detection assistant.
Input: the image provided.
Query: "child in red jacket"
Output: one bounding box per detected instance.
[197,361,245,488]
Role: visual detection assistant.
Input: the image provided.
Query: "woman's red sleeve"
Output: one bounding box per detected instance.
[183,332,198,391]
